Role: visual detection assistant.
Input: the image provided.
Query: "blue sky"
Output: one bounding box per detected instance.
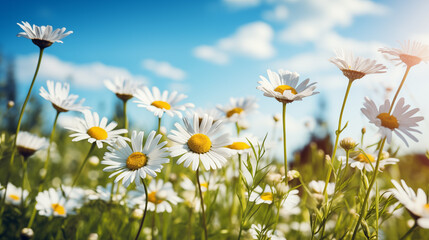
[2,0,429,157]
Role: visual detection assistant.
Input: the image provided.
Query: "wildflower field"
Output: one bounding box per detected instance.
[2,3,429,240]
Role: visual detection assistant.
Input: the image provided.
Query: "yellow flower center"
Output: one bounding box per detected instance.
[201,182,209,189]
[126,152,148,170]
[151,101,171,110]
[377,113,399,130]
[187,134,212,154]
[226,107,244,118]
[356,153,375,163]
[52,203,66,215]
[87,126,108,140]
[274,85,297,95]
[260,192,273,201]
[148,191,164,204]
[9,194,20,201]
[423,204,429,212]
[226,142,251,150]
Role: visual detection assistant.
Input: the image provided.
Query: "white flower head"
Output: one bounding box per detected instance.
[88,183,126,203]
[340,150,399,172]
[379,40,429,68]
[249,185,275,205]
[361,97,424,147]
[1,183,29,206]
[102,130,169,187]
[330,49,387,81]
[309,180,335,196]
[258,69,318,104]
[35,188,80,217]
[17,21,73,49]
[40,80,88,113]
[168,113,232,171]
[65,110,128,148]
[134,86,194,118]
[217,97,258,123]
[16,131,48,158]
[188,108,224,123]
[104,77,143,101]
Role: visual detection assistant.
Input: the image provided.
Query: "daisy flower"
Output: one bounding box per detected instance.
[189,108,223,123]
[180,172,221,193]
[39,80,88,113]
[16,131,48,158]
[35,188,80,217]
[249,185,275,205]
[168,113,232,171]
[65,110,128,148]
[361,97,424,146]
[102,130,169,187]
[339,150,399,172]
[129,179,183,213]
[217,97,258,123]
[1,183,29,206]
[134,86,194,118]
[17,21,73,49]
[257,69,318,104]
[226,135,259,156]
[379,40,429,68]
[389,179,429,228]
[330,50,387,81]
[309,180,335,197]
[104,77,142,102]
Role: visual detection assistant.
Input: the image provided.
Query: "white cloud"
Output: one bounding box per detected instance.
[142,59,186,81]
[193,21,275,64]
[16,54,148,89]
[262,5,289,22]
[223,0,261,8]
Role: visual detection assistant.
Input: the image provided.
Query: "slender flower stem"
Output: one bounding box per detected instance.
[389,66,411,114]
[157,117,162,134]
[196,167,208,240]
[123,100,128,132]
[68,143,96,196]
[135,180,149,240]
[0,48,44,214]
[281,102,288,176]
[21,158,29,209]
[323,79,353,195]
[351,137,386,240]
[151,207,156,240]
[44,111,60,183]
[399,222,418,240]
[235,122,241,137]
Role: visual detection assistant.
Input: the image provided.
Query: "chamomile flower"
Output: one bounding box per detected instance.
[65,110,128,148]
[168,113,232,171]
[104,77,142,102]
[339,150,399,172]
[180,172,220,193]
[309,180,335,197]
[1,183,28,206]
[189,108,223,122]
[249,185,275,205]
[134,86,194,118]
[389,179,429,228]
[16,131,48,158]
[39,80,87,113]
[226,135,259,156]
[330,50,387,81]
[257,69,318,104]
[379,40,429,68]
[129,179,183,213]
[361,97,424,146]
[217,97,258,123]
[35,188,80,217]
[102,130,169,187]
[17,21,73,49]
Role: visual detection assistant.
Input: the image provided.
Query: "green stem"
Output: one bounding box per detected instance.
[351,138,386,240]
[196,167,208,240]
[123,100,128,132]
[21,158,28,209]
[157,117,162,134]
[44,111,60,183]
[235,122,241,137]
[282,102,287,176]
[135,180,149,240]
[0,48,44,215]
[323,79,353,195]
[399,222,418,240]
[152,207,156,240]
[389,66,411,114]
[68,143,96,195]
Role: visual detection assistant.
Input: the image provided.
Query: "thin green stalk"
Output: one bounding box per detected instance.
[235,122,241,137]
[351,138,386,240]
[135,180,149,240]
[44,111,60,184]
[389,66,411,114]
[69,143,96,193]
[399,222,418,240]
[196,167,208,240]
[323,79,353,195]
[281,102,287,176]
[21,158,29,209]
[0,48,44,214]
[152,207,157,240]
[123,100,128,132]
[375,180,379,239]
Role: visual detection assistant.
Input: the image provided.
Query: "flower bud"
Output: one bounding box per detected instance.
[287,170,300,181]
[131,208,144,220]
[273,114,281,122]
[88,156,99,166]
[20,228,34,240]
[340,137,357,151]
[7,100,15,109]
[361,127,366,134]
[87,233,99,240]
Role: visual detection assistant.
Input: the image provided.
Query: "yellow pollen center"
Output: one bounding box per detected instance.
[226,142,251,150]
[377,113,399,130]
[52,203,66,215]
[148,191,164,204]
[9,194,20,201]
[201,182,209,189]
[424,204,429,212]
[87,126,108,140]
[226,107,244,118]
[274,85,297,95]
[126,152,148,170]
[187,133,211,154]
[260,192,273,201]
[356,153,375,163]
[151,101,171,110]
